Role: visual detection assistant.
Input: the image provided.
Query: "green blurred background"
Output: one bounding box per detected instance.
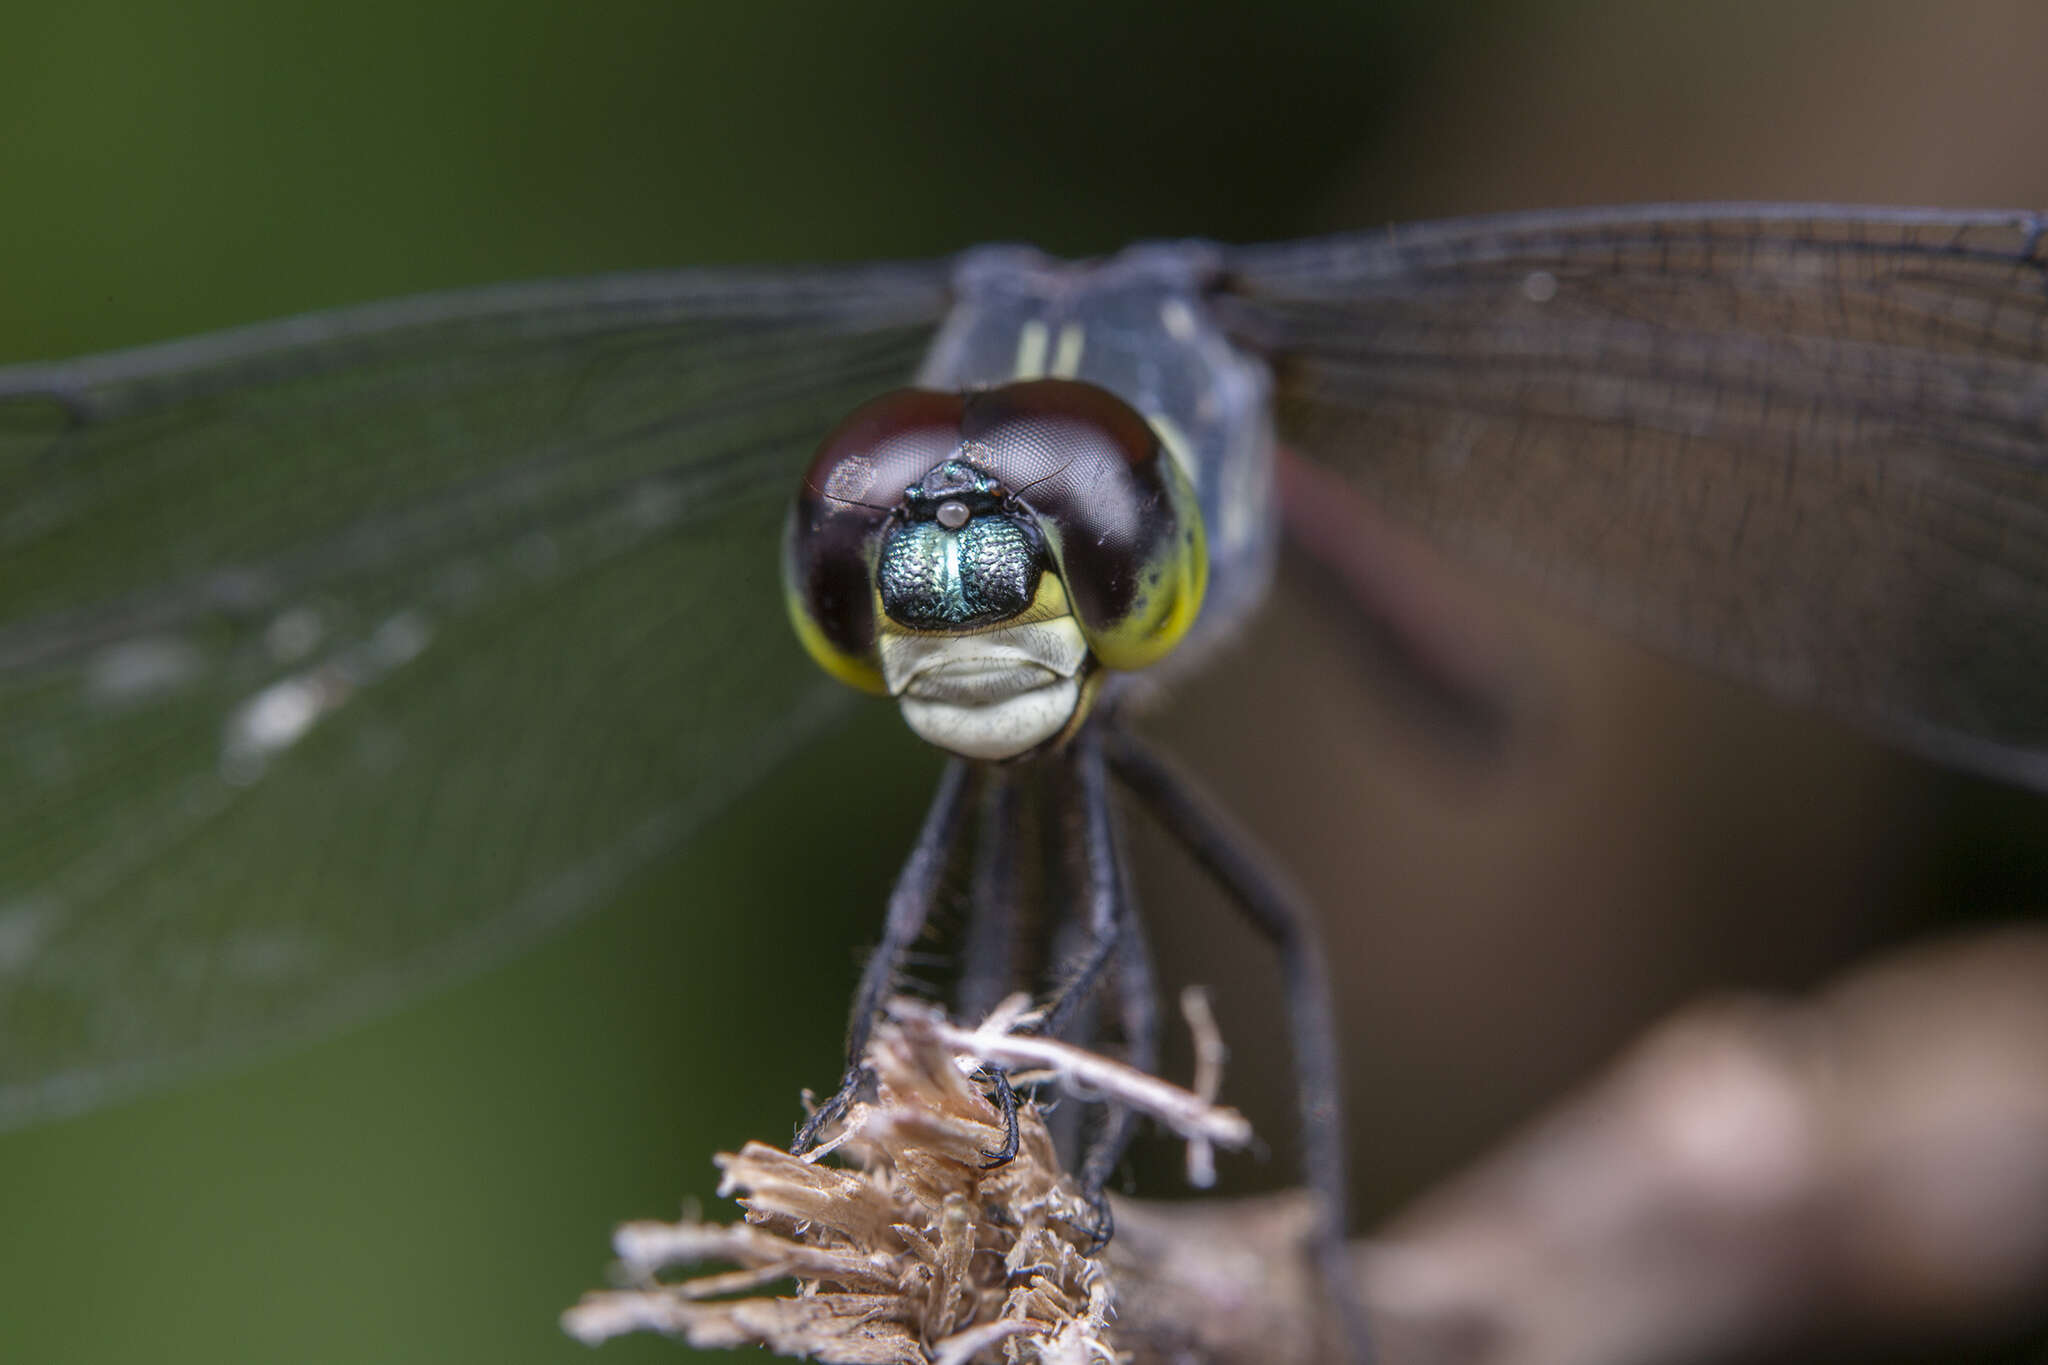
[4,2,2047,1362]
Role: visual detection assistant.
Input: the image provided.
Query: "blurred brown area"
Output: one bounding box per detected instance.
[1366,929,2048,1365]
[1341,0,2048,221]
[1108,932,2048,1365]
[1133,3,2048,1360]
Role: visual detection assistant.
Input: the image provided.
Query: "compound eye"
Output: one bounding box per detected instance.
[783,389,966,693]
[960,380,1207,672]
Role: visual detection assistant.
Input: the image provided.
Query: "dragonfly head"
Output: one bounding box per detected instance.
[784,379,1207,760]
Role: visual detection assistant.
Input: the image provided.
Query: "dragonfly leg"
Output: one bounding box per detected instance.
[794,757,974,1154]
[978,1065,1020,1168]
[958,767,1028,1169]
[1073,770,1160,1242]
[1105,728,1374,1364]
[1038,727,1123,1043]
[957,763,1021,1025]
[1036,723,1160,1251]
[1062,912,1161,1255]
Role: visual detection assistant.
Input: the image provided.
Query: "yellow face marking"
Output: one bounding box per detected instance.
[1050,323,1086,378]
[785,596,888,695]
[1012,319,1050,378]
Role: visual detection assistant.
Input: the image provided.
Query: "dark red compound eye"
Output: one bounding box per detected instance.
[784,389,967,692]
[955,380,1198,664]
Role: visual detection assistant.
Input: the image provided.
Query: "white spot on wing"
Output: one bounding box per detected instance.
[264,606,324,663]
[1522,269,1559,303]
[367,610,430,669]
[222,676,334,783]
[623,479,686,531]
[0,900,59,977]
[159,928,324,989]
[219,610,434,785]
[86,637,204,706]
[222,930,320,984]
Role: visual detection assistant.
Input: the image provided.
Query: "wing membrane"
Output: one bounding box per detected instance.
[1219,206,2048,788]
[0,263,950,1126]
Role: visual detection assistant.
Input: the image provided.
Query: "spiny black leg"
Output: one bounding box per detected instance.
[962,769,1026,1170]
[794,757,973,1154]
[1105,729,1373,1364]
[978,1066,1020,1168]
[1070,1184,1116,1255]
[1110,898,1161,1077]
[1037,772,1092,1167]
[1037,727,1122,1043]
[1073,946,1157,1204]
[1075,768,1159,1224]
[957,764,1020,1026]
[792,1076,860,1156]
[1039,722,1158,1257]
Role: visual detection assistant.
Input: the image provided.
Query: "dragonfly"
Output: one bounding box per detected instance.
[4,204,2047,1355]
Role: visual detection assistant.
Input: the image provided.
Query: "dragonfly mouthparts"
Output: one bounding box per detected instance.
[881,620,1090,759]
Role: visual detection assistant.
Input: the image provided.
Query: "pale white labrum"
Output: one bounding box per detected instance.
[878,617,1090,760]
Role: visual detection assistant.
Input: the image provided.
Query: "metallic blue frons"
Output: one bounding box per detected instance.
[878,512,1040,631]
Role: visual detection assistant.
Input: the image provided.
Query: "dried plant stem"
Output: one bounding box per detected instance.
[565,994,1257,1364]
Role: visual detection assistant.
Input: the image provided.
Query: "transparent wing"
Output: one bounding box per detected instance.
[0,262,951,1126]
[1218,205,2048,790]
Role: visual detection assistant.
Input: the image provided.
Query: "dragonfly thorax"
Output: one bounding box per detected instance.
[918,243,1279,669]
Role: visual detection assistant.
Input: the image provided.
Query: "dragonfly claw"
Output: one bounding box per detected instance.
[792,1064,873,1153]
[978,1065,1020,1168]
